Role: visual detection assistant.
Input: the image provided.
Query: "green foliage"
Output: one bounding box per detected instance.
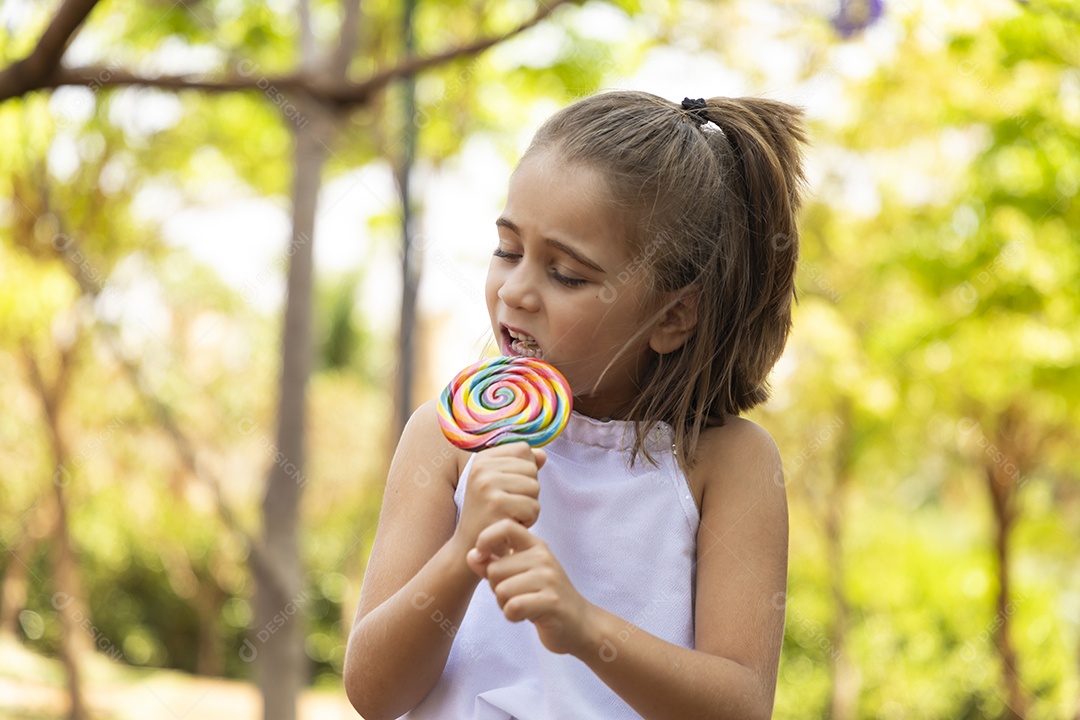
[2,0,638,695]
[316,274,366,374]
[741,1,1080,717]
[1,0,1077,717]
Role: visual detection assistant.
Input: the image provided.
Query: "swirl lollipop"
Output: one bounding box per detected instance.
[438,356,573,450]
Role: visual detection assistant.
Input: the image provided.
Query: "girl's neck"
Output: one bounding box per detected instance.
[572,394,636,423]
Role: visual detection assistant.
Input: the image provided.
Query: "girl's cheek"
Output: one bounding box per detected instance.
[485,266,504,301]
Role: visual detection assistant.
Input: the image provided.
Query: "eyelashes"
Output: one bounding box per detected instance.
[492,248,588,288]
[552,270,587,287]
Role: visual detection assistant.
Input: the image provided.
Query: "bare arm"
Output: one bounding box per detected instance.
[343,400,478,720]
[344,401,546,720]
[572,418,789,720]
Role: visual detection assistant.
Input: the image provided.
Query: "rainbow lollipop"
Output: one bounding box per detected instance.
[438,356,573,450]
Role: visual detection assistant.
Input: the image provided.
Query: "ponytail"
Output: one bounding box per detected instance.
[702,97,807,326]
[679,97,807,419]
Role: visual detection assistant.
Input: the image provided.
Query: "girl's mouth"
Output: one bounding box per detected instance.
[504,327,544,360]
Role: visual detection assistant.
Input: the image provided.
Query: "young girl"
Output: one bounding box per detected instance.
[344,90,806,720]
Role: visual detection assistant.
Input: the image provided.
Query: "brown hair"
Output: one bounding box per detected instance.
[523,90,807,467]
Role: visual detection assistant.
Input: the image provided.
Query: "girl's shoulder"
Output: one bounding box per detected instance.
[687,417,784,514]
[401,398,474,490]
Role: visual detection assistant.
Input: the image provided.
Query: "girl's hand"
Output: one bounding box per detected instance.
[466,518,597,657]
[450,442,545,560]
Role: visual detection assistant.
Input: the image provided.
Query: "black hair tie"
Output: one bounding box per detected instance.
[680,97,709,126]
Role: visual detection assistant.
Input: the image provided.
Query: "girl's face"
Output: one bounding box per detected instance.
[485,150,659,420]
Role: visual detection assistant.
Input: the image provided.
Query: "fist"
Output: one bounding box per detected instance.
[450,442,546,559]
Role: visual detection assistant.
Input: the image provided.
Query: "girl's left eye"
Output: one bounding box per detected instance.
[552,270,587,287]
[493,247,520,260]
[496,246,586,287]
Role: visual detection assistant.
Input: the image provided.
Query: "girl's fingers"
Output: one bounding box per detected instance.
[500,495,540,528]
[502,591,550,623]
[493,472,541,498]
[474,518,537,559]
[490,570,546,611]
[478,441,537,465]
[465,546,489,578]
[475,444,545,481]
[483,547,539,585]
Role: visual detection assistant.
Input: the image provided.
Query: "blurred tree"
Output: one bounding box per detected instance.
[317,274,366,374]
[0,1,635,719]
[397,0,420,436]
[0,95,143,718]
[838,7,1079,716]
[2,1,1073,717]
[687,0,1079,717]
[828,6,1074,720]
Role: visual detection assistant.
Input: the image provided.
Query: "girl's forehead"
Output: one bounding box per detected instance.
[503,152,631,263]
[509,153,622,226]
[510,150,606,197]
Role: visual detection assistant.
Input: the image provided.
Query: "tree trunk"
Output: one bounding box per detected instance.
[255,102,325,720]
[825,486,857,720]
[825,407,858,720]
[0,505,42,637]
[51,477,91,720]
[0,550,28,637]
[395,0,420,437]
[195,578,226,676]
[24,347,91,720]
[985,452,1026,720]
[1075,627,1080,720]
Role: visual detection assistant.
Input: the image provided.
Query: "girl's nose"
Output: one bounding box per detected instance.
[498,263,541,312]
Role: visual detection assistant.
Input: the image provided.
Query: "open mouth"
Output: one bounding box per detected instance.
[503,326,544,360]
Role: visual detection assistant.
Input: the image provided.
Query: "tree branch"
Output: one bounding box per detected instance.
[0,0,101,99]
[0,0,579,105]
[22,345,57,427]
[299,0,317,72]
[343,0,576,102]
[331,0,362,80]
[30,66,282,96]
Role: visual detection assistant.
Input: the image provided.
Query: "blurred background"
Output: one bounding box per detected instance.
[0,0,1077,718]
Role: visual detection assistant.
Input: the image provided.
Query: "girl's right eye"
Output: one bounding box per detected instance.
[493,247,521,260]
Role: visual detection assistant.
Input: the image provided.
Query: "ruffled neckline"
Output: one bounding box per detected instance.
[555,410,675,453]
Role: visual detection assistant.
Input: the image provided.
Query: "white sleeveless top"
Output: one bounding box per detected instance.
[401,411,700,720]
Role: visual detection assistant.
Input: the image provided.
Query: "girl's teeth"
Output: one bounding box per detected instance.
[506,328,543,358]
[509,338,543,359]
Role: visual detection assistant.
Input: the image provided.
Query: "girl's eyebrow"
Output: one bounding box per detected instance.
[495,217,607,274]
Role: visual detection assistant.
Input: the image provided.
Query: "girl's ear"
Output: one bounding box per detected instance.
[649,289,699,355]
